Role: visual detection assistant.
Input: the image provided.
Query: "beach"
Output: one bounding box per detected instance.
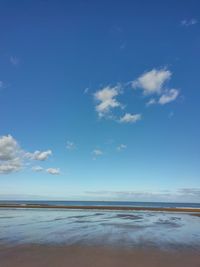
[1,0,200,266]
[0,205,200,266]
[1,203,200,213]
[0,244,200,267]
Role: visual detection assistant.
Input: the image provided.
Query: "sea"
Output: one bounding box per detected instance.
[0,201,200,249]
[0,200,200,208]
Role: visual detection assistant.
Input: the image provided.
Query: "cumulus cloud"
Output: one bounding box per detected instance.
[0,135,59,175]
[132,68,171,95]
[46,168,60,175]
[146,89,179,106]
[117,144,127,151]
[0,135,20,161]
[91,68,180,121]
[0,158,22,174]
[94,86,122,117]
[0,135,22,174]
[158,89,179,105]
[26,150,52,161]
[130,68,180,106]
[32,166,61,175]
[119,113,142,123]
[181,19,198,27]
[66,141,76,150]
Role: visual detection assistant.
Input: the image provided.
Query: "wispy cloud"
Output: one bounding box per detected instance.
[0,81,4,88]
[119,113,142,123]
[0,81,8,90]
[92,149,103,156]
[120,41,127,50]
[92,149,103,160]
[168,111,174,119]
[146,98,156,106]
[66,141,76,150]
[84,88,89,94]
[25,150,52,161]
[85,188,200,202]
[178,188,200,197]
[117,144,127,151]
[10,56,20,66]
[32,166,43,172]
[181,18,198,27]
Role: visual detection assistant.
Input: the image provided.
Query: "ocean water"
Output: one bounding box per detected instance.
[0,205,200,249]
[0,200,200,208]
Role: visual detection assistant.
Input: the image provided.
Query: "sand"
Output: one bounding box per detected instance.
[1,205,199,266]
[0,245,200,267]
[1,204,200,214]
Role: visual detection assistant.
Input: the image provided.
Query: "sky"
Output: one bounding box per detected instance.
[0,0,200,202]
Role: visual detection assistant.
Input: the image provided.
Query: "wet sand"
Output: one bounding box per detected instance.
[0,245,200,267]
[0,204,200,213]
[192,213,200,217]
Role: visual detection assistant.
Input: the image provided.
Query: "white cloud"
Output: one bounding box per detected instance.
[90,68,180,122]
[32,166,43,172]
[85,188,200,202]
[119,113,142,123]
[0,135,57,175]
[117,144,127,151]
[66,141,76,150]
[181,19,198,27]
[146,89,179,106]
[0,135,22,174]
[84,88,89,94]
[0,158,22,174]
[26,150,52,161]
[32,166,61,175]
[92,149,103,156]
[146,98,156,106]
[46,168,60,175]
[132,68,171,95]
[94,86,122,117]
[0,135,19,161]
[92,149,103,160]
[158,89,179,105]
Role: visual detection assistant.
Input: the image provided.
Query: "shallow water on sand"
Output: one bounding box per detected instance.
[0,208,200,249]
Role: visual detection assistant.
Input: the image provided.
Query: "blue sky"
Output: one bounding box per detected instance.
[0,0,200,202]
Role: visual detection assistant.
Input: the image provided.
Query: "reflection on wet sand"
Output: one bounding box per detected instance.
[0,208,200,249]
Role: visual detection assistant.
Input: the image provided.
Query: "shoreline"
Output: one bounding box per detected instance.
[0,204,200,213]
[0,244,200,267]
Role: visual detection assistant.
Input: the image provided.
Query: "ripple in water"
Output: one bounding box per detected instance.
[0,209,199,249]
